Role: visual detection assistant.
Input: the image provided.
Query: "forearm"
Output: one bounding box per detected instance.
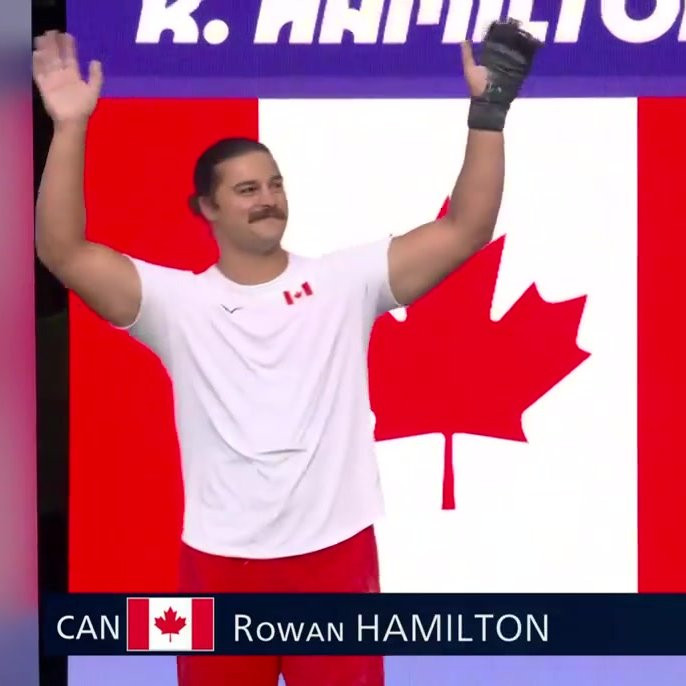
[447,129,504,248]
[35,120,89,267]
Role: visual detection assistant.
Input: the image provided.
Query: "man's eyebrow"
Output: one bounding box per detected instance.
[232,180,258,190]
[232,175,282,190]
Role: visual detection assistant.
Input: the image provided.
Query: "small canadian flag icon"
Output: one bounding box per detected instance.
[126,597,214,652]
[283,281,313,305]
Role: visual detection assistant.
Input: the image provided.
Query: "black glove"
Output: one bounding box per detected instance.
[468,19,542,132]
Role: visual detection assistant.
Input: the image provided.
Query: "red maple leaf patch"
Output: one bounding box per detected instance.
[154,607,187,643]
[368,199,590,509]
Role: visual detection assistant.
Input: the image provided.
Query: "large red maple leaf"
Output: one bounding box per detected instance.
[368,200,590,509]
[154,607,187,643]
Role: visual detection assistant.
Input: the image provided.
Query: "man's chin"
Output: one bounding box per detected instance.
[250,218,287,246]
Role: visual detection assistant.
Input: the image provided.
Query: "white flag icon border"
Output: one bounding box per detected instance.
[127,596,215,652]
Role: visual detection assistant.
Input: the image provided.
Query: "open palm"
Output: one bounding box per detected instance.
[33,31,103,124]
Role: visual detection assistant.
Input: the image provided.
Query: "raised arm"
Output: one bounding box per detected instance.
[388,20,541,306]
[34,31,141,327]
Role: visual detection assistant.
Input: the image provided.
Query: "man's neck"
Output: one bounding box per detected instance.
[216,246,289,286]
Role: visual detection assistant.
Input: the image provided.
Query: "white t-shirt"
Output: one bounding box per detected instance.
[121,237,400,558]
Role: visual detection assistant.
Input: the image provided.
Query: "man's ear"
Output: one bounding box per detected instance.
[197,195,219,222]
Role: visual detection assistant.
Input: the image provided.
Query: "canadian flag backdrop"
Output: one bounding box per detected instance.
[69,95,686,597]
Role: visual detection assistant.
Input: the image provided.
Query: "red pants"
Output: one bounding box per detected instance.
[177,526,384,686]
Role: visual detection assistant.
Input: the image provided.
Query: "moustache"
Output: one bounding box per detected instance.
[249,206,287,223]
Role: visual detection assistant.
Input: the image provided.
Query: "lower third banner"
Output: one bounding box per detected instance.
[42,593,686,656]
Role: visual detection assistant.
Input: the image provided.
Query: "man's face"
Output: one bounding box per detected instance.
[201,150,289,252]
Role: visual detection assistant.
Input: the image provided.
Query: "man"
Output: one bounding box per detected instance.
[34,22,539,686]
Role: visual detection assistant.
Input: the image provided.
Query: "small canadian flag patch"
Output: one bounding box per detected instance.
[283,281,313,305]
[126,597,214,652]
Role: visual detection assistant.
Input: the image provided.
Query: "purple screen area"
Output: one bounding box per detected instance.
[66,0,686,98]
[69,656,686,685]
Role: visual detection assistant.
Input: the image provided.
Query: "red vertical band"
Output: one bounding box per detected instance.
[126,598,150,650]
[69,98,261,593]
[191,598,215,650]
[637,97,686,592]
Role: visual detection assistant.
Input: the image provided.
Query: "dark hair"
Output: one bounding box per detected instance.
[188,137,272,216]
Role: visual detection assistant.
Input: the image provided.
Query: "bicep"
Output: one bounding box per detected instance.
[52,241,141,327]
[389,218,486,306]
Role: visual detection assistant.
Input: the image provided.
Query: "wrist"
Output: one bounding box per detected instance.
[54,117,90,135]
[467,99,509,132]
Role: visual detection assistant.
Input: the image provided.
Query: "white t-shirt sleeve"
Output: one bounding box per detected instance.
[117,256,191,362]
[336,236,401,318]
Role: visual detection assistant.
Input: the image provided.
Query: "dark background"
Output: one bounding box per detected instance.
[33,1,69,685]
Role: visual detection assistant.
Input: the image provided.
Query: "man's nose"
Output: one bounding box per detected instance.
[257,185,277,206]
